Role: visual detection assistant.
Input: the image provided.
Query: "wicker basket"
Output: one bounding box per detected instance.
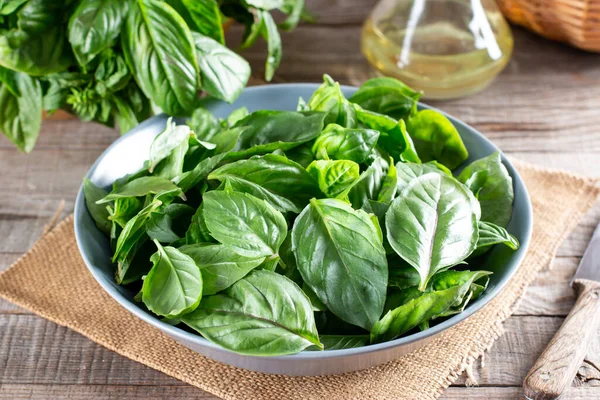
[497,0,600,52]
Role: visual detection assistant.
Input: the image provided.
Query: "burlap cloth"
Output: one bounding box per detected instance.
[0,160,598,400]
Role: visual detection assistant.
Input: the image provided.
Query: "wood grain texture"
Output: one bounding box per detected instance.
[523,279,600,399]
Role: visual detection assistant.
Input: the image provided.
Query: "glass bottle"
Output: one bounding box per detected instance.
[362,0,513,100]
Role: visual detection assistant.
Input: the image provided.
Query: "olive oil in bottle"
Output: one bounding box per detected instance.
[362,0,513,100]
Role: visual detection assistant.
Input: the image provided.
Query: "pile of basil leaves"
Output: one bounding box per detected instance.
[84,75,520,355]
[0,0,309,153]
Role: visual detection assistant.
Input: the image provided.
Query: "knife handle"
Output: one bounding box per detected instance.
[523,279,600,400]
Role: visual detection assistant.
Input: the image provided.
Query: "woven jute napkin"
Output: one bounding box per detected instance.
[0,160,598,400]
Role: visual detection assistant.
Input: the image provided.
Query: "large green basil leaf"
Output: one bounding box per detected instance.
[181,0,224,43]
[312,123,379,163]
[259,10,280,81]
[308,74,356,127]
[181,269,323,355]
[68,0,130,66]
[307,335,369,351]
[395,161,450,193]
[202,190,287,258]
[122,0,198,116]
[98,176,182,203]
[15,0,62,33]
[192,32,250,103]
[179,243,265,295]
[405,110,468,170]
[232,110,325,151]
[306,159,360,199]
[142,240,203,318]
[385,173,479,290]
[148,118,191,172]
[371,270,490,342]
[349,77,421,121]
[0,0,28,15]
[0,71,42,152]
[208,154,322,213]
[292,198,388,330]
[355,105,420,163]
[458,152,514,227]
[473,220,519,256]
[83,178,111,235]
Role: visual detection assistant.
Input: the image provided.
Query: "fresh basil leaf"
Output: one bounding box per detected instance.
[388,255,421,290]
[233,110,325,151]
[0,0,28,15]
[193,33,250,103]
[0,66,18,96]
[259,10,281,81]
[181,269,323,355]
[312,123,379,163]
[349,77,421,121]
[187,107,220,141]
[458,152,514,227]
[348,156,388,209]
[185,203,213,244]
[223,106,249,128]
[83,179,111,235]
[68,0,130,66]
[149,118,192,173]
[146,203,194,243]
[292,198,388,330]
[308,335,369,350]
[371,270,491,342]
[279,0,304,30]
[244,0,284,10]
[203,190,288,258]
[285,143,314,168]
[0,71,42,152]
[377,159,397,204]
[306,159,360,199]
[385,173,479,290]
[308,74,356,127]
[122,0,198,115]
[301,282,326,312]
[0,1,73,76]
[179,243,264,295]
[111,196,143,227]
[395,161,450,193]
[473,220,519,256]
[405,110,468,169]
[142,239,203,318]
[98,176,182,203]
[181,0,224,43]
[175,152,228,192]
[355,105,420,163]
[208,154,321,213]
[154,136,190,180]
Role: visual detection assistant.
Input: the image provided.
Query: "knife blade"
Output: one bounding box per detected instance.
[572,222,600,283]
[523,221,600,400]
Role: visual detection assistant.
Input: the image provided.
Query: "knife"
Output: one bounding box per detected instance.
[523,222,600,400]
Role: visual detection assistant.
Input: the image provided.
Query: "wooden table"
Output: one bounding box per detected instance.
[2,3,600,399]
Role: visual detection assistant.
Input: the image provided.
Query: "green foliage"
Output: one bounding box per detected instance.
[82,75,520,355]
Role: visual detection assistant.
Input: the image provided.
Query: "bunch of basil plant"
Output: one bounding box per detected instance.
[0,0,310,153]
[84,75,520,355]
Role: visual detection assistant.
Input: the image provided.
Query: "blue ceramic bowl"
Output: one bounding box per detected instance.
[74,84,533,376]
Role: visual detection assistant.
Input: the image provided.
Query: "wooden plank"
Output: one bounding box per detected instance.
[440,386,600,399]
[0,384,218,399]
[0,254,23,314]
[1,384,599,400]
[2,315,600,389]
